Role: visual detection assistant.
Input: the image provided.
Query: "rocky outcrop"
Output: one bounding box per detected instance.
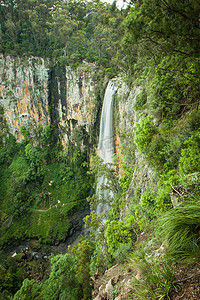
[0,53,156,204]
[92,263,135,300]
[114,81,141,172]
[0,54,101,149]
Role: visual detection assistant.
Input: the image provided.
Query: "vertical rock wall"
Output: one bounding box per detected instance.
[113,79,141,172]
[114,81,156,213]
[0,55,101,149]
[49,65,100,150]
[0,54,50,140]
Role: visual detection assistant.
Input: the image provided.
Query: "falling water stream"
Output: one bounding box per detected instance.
[96,81,117,216]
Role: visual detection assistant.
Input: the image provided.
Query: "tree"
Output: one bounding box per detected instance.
[14,253,80,300]
[72,238,95,299]
[122,0,200,119]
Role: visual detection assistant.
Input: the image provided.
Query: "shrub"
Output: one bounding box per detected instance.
[113,242,133,263]
[134,88,147,110]
[14,253,80,300]
[72,238,94,300]
[105,216,136,255]
[134,191,157,230]
[178,173,200,200]
[13,279,40,300]
[135,115,157,155]
[179,131,200,174]
[90,243,110,276]
[119,164,134,196]
[156,170,178,214]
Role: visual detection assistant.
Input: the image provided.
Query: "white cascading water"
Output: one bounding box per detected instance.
[96,81,117,217]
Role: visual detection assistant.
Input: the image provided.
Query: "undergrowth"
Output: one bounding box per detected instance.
[131,252,175,300]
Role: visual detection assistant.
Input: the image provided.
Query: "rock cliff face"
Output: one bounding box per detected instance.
[0,54,101,149]
[0,53,154,201]
[0,54,50,140]
[114,81,156,212]
[49,65,101,150]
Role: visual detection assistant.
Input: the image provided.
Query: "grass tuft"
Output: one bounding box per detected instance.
[160,201,200,259]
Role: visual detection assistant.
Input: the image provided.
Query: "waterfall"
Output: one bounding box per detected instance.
[96,81,117,216]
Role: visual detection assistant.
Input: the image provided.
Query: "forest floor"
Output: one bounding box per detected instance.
[169,262,200,300]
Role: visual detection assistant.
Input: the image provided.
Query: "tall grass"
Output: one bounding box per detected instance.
[131,252,174,300]
[161,202,200,259]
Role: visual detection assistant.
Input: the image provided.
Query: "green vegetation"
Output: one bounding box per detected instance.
[105,216,136,255]
[133,88,147,111]
[0,251,23,298]
[131,254,175,300]
[161,202,200,259]
[0,125,93,247]
[12,237,94,300]
[179,131,200,174]
[13,253,80,300]
[0,0,124,75]
[0,0,200,299]
[135,115,157,156]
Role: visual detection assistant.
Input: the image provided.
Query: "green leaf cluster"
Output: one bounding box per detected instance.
[0,251,23,297]
[105,216,136,255]
[14,253,80,300]
[179,131,200,174]
[135,115,157,155]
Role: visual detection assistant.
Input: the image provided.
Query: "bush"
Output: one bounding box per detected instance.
[178,173,200,200]
[134,191,157,230]
[119,165,134,196]
[113,242,133,263]
[72,238,94,300]
[179,131,200,174]
[135,115,157,155]
[0,251,23,296]
[90,243,110,276]
[105,216,136,255]
[156,170,178,214]
[14,253,80,300]
[134,88,147,110]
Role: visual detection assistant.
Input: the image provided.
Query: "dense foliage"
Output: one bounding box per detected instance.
[0,0,124,75]
[0,0,200,299]
[0,122,93,245]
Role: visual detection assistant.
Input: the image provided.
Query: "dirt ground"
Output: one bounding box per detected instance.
[169,262,200,300]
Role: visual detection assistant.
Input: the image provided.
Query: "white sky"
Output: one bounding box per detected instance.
[103,0,127,9]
